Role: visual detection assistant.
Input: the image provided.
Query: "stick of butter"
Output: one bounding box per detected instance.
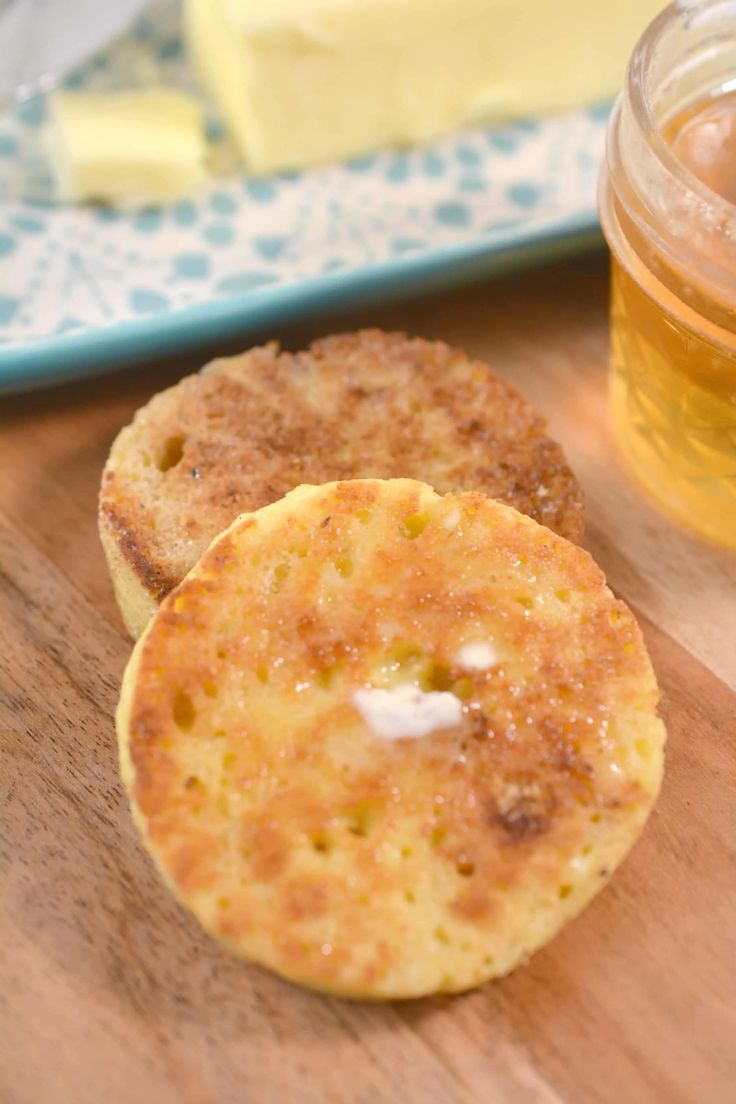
[185,0,663,175]
[47,88,207,205]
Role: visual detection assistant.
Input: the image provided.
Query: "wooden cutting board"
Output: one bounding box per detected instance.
[2,255,734,1104]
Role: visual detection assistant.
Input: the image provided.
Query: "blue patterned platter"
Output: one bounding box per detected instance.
[0,0,608,393]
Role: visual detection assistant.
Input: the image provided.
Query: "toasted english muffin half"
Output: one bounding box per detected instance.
[118,479,664,1000]
[100,330,584,637]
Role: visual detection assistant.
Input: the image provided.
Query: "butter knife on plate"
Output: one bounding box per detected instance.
[0,0,148,104]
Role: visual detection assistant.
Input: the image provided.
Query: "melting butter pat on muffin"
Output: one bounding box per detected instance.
[353,684,463,740]
[117,478,665,1000]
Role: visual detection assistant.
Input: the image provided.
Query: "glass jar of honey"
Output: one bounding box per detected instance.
[599,0,736,548]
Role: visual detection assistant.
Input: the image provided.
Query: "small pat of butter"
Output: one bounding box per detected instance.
[47,88,207,205]
[454,641,498,671]
[353,683,462,740]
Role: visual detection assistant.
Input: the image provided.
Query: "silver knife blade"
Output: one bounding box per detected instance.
[0,0,149,103]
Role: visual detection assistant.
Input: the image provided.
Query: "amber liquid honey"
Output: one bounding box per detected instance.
[610,91,736,548]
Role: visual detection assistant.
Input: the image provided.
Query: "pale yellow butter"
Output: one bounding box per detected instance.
[185,0,664,174]
[48,88,207,205]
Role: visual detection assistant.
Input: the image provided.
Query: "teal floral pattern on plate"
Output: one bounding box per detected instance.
[0,0,608,356]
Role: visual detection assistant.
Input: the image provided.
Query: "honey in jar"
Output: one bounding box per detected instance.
[600,2,736,549]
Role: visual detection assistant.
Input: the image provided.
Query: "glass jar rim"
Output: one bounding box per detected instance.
[626,0,736,230]
[600,0,736,337]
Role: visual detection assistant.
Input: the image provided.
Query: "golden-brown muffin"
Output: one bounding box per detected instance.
[118,479,663,999]
[100,331,584,637]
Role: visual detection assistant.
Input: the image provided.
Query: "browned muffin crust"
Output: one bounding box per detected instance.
[100,330,584,618]
[118,480,662,999]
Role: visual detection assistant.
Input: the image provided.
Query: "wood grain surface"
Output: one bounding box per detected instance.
[2,254,735,1104]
